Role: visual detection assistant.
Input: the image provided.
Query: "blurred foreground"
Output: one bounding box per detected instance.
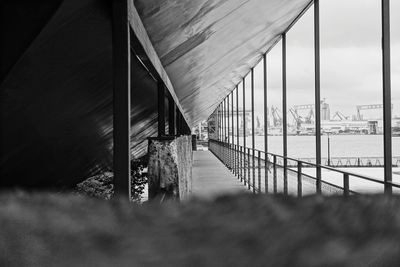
[1,193,400,266]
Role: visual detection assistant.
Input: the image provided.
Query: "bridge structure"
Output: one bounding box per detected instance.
[295,157,400,168]
[206,0,398,197]
[0,0,398,200]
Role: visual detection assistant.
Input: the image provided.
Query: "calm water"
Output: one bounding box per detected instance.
[229,134,400,193]
[234,135,400,158]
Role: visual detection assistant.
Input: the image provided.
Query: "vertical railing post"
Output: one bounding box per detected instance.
[382,0,392,194]
[282,33,288,195]
[248,147,251,190]
[273,155,277,194]
[223,98,227,165]
[232,91,235,174]
[219,104,222,141]
[258,150,261,193]
[343,173,350,197]
[227,95,230,168]
[243,79,247,184]
[314,0,322,195]
[251,68,256,194]
[236,85,240,178]
[222,100,224,162]
[220,104,222,141]
[217,105,219,141]
[234,145,236,175]
[112,0,131,198]
[240,146,244,183]
[263,53,268,194]
[297,162,302,198]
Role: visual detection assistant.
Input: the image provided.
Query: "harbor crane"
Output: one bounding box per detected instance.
[355,104,393,121]
[271,106,282,127]
[332,111,350,121]
[289,108,302,131]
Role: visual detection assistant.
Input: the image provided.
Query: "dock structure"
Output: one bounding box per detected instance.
[192,151,248,200]
[2,1,400,265]
[0,0,397,198]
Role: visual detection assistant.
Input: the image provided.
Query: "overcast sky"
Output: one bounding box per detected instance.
[240,0,400,120]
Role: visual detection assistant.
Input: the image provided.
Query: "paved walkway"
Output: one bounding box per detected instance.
[192,151,249,199]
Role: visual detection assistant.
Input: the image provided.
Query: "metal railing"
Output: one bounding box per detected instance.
[294,157,400,168]
[208,139,400,196]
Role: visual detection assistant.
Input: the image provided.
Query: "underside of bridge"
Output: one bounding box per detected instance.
[0,0,312,189]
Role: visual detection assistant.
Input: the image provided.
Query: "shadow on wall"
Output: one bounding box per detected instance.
[0,0,159,189]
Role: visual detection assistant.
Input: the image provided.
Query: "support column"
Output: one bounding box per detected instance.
[176,110,182,136]
[251,68,256,193]
[223,99,225,142]
[227,94,231,168]
[224,98,227,142]
[217,105,220,141]
[282,33,288,195]
[112,0,131,198]
[382,0,392,194]
[263,53,268,193]
[236,85,240,177]
[314,0,322,194]
[158,81,166,137]
[220,104,222,141]
[231,90,234,173]
[243,78,247,185]
[228,94,230,144]
[168,96,176,136]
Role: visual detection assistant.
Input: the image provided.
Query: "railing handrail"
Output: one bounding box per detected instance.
[209,138,400,190]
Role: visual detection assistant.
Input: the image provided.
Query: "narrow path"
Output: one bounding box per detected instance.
[192,151,249,199]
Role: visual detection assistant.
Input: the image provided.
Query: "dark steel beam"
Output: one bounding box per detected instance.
[227,93,231,168]
[168,95,176,136]
[263,53,268,193]
[158,80,166,136]
[176,109,182,136]
[228,94,230,145]
[217,104,219,140]
[231,90,234,171]
[382,0,392,194]
[282,33,288,195]
[314,0,322,194]
[251,68,256,193]
[243,79,246,150]
[236,85,240,176]
[112,0,131,198]
[236,85,239,148]
[243,78,247,183]
[224,97,227,165]
[220,102,222,141]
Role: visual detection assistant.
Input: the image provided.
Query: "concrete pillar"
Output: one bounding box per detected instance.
[147,135,193,201]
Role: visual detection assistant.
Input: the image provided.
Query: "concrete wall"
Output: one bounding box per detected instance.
[147,136,192,201]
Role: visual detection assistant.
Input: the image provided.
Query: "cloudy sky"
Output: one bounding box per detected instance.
[238,0,400,121]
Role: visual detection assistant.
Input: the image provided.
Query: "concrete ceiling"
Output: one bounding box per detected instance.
[135,0,313,126]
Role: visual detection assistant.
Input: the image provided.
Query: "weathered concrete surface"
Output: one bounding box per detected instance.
[148,136,192,201]
[192,151,248,199]
[176,136,193,200]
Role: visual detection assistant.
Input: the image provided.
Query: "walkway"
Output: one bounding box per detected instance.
[192,151,249,199]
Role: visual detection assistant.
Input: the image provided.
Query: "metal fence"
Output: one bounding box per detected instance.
[295,157,400,168]
[209,139,400,196]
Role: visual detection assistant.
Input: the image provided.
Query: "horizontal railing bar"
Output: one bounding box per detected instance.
[209,139,400,189]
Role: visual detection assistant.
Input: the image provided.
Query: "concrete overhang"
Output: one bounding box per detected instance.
[135,0,313,127]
